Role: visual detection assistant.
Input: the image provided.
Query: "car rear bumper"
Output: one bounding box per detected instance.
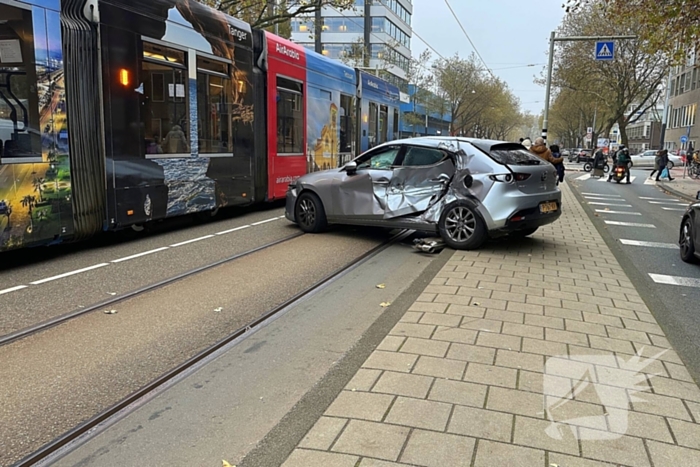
[501,201,562,232]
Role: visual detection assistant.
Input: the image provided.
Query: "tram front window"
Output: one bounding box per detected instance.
[0,4,42,162]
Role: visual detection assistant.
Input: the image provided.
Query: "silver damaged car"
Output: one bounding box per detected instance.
[285,137,562,250]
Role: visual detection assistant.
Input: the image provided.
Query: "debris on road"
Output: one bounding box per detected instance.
[104,309,117,315]
[376,284,386,289]
[380,302,391,308]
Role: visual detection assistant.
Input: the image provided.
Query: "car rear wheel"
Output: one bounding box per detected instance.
[680,218,697,263]
[438,201,487,250]
[668,161,675,169]
[295,192,327,233]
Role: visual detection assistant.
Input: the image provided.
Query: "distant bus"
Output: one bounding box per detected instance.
[0,0,402,253]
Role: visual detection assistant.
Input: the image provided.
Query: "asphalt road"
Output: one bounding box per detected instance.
[0,227,402,466]
[568,167,700,384]
[0,204,296,335]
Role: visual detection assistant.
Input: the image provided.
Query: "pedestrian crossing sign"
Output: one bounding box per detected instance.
[595,41,614,61]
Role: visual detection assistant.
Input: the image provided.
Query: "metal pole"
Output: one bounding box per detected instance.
[659,68,672,150]
[591,105,597,149]
[542,31,555,141]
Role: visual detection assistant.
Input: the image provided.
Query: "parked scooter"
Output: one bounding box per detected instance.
[583,161,610,173]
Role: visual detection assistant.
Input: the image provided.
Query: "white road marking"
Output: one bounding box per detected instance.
[582,192,620,197]
[170,235,215,247]
[252,217,279,226]
[0,285,28,295]
[598,176,636,182]
[30,263,110,285]
[640,197,675,201]
[576,174,591,181]
[647,201,688,206]
[619,239,678,249]
[662,207,688,212]
[604,220,656,228]
[216,225,251,235]
[588,202,633,207]
[111,247,170,263]
[595,210,641,216]
[586,196,625,201]
[649,273,700,288]
[643,178,657,185]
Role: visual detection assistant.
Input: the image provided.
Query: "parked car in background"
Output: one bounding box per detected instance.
[286,137,562,250]
[680,191,700,263]
[575,149,593,163]
[561,148,571,159]
[630,150,657,167]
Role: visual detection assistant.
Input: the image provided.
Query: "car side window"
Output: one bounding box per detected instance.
[357,147,400,170]
[401,147,446,167]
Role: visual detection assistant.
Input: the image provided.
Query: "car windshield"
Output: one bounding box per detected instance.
[490,148,542,165]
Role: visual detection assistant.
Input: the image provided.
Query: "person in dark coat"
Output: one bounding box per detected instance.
[655,149,674,182]
[649,150,662,179]
[549,144,565,184]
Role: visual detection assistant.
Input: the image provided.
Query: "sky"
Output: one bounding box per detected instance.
[410,0,566,116]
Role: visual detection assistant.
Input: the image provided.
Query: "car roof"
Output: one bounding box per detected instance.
[379,136,520,153]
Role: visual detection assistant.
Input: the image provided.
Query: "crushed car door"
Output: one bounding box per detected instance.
[384,146,455,219]
[331,145,403,218]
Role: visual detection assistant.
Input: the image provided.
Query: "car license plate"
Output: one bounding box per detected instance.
[539,201,557,214]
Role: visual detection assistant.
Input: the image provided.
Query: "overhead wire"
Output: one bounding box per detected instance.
[442,0,495,79]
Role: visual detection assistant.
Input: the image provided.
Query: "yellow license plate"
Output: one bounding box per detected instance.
[539,201,557,214]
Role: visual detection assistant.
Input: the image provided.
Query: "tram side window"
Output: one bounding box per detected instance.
[277,76,303,155]
[379,105,388,144]
[141,42,189,157]
[0,5,42,162]
[197,56,232,155]
[393,108,399,139]
[339,93,354,154]
[368,102,378,148]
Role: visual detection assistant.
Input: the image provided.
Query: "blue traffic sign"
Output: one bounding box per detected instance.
[681,135,688,144]
[595,41,614,61]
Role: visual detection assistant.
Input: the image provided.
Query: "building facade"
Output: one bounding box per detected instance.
[625,105,663,153]
[290,0,413,92]
[664,54,700,153]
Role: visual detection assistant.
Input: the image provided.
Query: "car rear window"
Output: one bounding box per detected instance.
[489,145,543,165]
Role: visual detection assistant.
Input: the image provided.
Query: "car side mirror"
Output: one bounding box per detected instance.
[344,161,357,175]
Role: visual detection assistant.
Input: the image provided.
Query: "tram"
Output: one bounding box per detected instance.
[0,0,402,253]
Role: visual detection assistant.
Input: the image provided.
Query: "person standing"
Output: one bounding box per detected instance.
[549,144,566,184]
[656,149,675,182]
[521,137,532,150]
[649,149,663,179]
[530,137,563,164]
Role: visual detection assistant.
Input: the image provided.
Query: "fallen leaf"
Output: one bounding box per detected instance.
[222,461,235,467]
[376,284,386,289]
[107,292,117,296]
[380,302,391,308]
[104,309,117,315]
[214,307,223,313]
[473,302,480,306]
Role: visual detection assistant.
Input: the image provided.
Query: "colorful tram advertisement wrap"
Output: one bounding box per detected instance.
[0,0,402,253]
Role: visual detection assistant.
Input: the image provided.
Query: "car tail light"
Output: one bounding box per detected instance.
[514,173,531,181]
[490,174,513,183]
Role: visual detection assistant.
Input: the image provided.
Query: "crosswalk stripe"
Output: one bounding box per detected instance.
[640,197,674,201]
[662,207,688,212]
[643,178,657,185]
[620,239,678,249]
[576,174,591,181]
[586,196,625,201]
[582,192,620,197]
[604,220,656,228]
[599,176,636,183]
[588,202,633,207]
[649,273,700,288]
[595,210,641,216]
[648,201,688,206]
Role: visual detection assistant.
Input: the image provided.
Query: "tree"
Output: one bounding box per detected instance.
[551,2,669,146]
[201,0,355,37]
[402,50,435,135]
[339,37,368,69]
[564,0,700,62]
[33,178,45,203]
[432,53,485,136]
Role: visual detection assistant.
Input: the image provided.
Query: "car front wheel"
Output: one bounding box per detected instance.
[680,218,697,263]
[295,191,327,233]
[438,201,487,250]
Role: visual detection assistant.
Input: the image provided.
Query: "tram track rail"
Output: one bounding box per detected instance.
[13,229,412,467]
[0,233,304,348]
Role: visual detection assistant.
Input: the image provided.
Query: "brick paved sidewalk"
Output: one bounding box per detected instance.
[282,185,700,467]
